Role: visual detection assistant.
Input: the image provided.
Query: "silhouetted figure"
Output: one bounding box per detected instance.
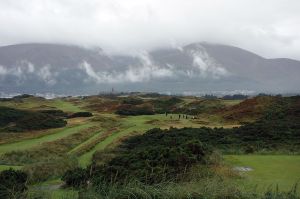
[186,115,188,119]
[165,112,168,117]
[170,116,172,119]
[179,114,181,119]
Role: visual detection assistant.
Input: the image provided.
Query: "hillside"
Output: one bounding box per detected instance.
[0,43,300,94]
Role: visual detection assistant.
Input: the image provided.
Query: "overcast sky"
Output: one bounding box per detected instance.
[0,0,299,59]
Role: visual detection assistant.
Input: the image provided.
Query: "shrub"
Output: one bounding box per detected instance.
[0,106,67,132]
[121,97,144,105]
[63,128,213,186]
[0,169,28,199]
[62,168,89,188]
[23,157,78,183]
[0,106,28,127]
[116,104,154,115]
[67,112,93,118]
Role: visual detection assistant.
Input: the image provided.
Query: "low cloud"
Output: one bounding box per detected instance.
[0,65,8,75]
[80,52,174,83]
[37,65,57,86]
[0,61,57,86]
[188,45,229,78]
[0,0,299,59]
[79,49,229,84]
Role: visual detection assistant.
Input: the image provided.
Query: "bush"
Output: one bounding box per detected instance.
[122,97,144,105]
[62,168,89,188]
[0,169,28,199]
[63,128,213,187]
[13,113,67,131]
[67,112,93,118]
[23,157,78,183]
[116,104,154,116]
[0,106,28,127]
[152,97,183,113]
[0,106,67,132]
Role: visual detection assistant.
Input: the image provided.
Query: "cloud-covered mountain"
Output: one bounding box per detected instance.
[0,42,299,95]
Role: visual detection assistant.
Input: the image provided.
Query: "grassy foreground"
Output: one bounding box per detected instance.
[225,155,300,192]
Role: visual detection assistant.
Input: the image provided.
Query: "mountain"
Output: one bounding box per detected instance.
[0,42,299,95]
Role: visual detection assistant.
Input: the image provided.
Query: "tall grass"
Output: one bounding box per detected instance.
[78,179,299,199]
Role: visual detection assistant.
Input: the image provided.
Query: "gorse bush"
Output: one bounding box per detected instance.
[116,104,154,115]
[24,157,78,183]
[0,106,28,127]
[121,97,144,105]
[63,128,213,186]
[0,106,67,132]
[67,112,93,118]
[0,169,28,199]
[151,97,183,113]
[62,167,89,188]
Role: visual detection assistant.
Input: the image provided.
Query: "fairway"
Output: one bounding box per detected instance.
[78,114,241,166]
[225,155,300,192]
[0,165,22,172]
[0,123,94,155]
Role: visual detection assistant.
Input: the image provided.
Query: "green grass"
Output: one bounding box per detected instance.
[0,123,94,155]
[0,164,22,171]
[50,99,84,112]
[68,130,103,154]
[0,97,83,112]
[225,155,300,192]
[78,114,235,167]
[222,99,243,106]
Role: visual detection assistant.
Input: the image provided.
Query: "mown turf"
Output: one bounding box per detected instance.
[0,165,22,172]
[50,99,84,112]
[225,155,300,192]
[68,130,103,154]
[0,97,84,112]
[0,123,93,155]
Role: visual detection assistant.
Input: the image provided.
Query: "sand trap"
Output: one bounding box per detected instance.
[233,166,253,172]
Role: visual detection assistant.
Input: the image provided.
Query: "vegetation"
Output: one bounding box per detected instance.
[0,94,299,198]
[67,112,93,118]
[0,106,67,132]
[0,169,28,199]
[222,94,249,100]
[116,104,154,115]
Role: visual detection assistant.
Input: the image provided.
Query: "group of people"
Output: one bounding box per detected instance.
[165,112,189,120]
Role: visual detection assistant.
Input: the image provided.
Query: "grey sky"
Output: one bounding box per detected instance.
[0,0,299,59]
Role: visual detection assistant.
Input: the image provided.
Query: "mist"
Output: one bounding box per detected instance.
[0,0,300,59]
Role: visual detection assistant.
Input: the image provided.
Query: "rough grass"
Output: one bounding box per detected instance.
[225,155,300,192]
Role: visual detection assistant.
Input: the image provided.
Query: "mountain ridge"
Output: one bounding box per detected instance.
[0,42,299,94]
